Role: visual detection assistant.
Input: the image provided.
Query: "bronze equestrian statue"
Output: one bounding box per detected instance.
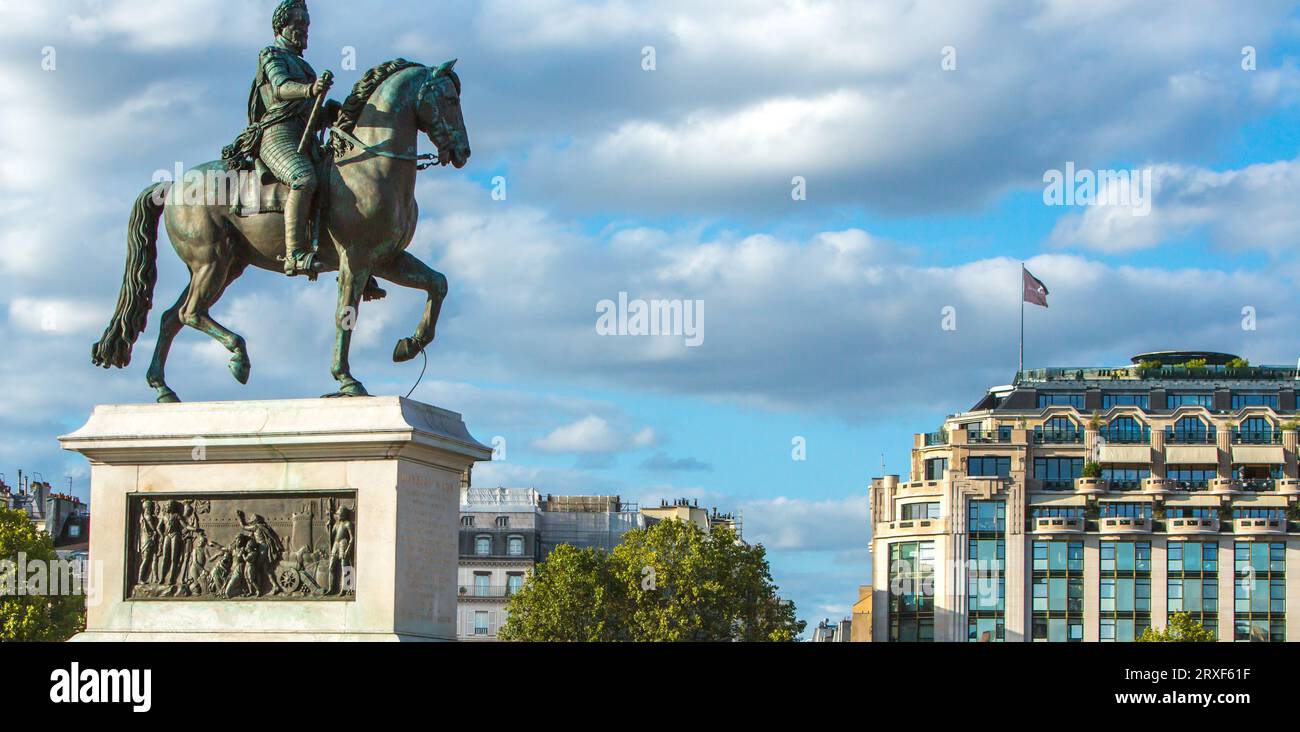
[90,0,470,400]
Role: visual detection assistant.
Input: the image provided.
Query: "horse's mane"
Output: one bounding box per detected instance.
[331,58,424,153]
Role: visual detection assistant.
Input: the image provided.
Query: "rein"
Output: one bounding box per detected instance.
[329,126,438,170]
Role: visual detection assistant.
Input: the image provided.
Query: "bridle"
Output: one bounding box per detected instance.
[328,67,459,171]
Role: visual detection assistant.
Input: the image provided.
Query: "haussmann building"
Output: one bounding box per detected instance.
[868,351,1300,642]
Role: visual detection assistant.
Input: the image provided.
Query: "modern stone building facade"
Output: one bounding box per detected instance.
[868,351,1300,642]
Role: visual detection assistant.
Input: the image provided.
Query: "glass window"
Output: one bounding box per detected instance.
[1233,507,1285,521]
[1099,502,1152,519]
[1038,393,1084,408]
[474,536,491,556]
[1030,505,1084,521]
[924,457,948,481]
[967,500,1005,533]
[1034,417,1081,444]
[1103,416,1148,444]
[1235,416,1276,444]
[473,573,490,596]
[1233,393,1278,410]
[1103,393,1149,409]
[1233,542,1284,642]
[968,456,1010,477]
[968,617,1003,643]
[888,541,936,642]
[507,536,524,556]
[474,611,489,635]
[1032,540,1084,642]
[507,573,523,595]
[1101,466,1150,491]
[1169,393,1213,408]
[900,502,940,520]
[967,533,1004,633]
[966,505,1006,641]
[1168,416,1214,444]
[1166,465,1215,491]
[1100,541,1152,641]
[1034,457,1082,490]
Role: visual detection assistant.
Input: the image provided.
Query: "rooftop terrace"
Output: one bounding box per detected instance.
[1016,351,1298,384]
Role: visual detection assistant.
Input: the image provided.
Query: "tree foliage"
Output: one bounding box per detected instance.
[499,519,804,641]
[0,507,85,641]
[1136,612,1214,642]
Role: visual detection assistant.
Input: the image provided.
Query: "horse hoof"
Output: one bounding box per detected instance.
[156,387,181,404]
[230,355,251,385]
[323,379,370,398]
[363,277,387,302]
[392,337,423,363]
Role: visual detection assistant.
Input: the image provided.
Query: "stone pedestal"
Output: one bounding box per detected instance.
[59,397,492,642]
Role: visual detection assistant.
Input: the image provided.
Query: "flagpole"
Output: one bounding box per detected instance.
[1019,263,1024,381]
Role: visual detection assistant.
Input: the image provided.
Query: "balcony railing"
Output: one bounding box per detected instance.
[1234,478,1277,493]
[1167,480,1210,492]
[1033,516,1085,533]
[1105,479,1143,492]
[1074,477,1107,494]
[1233,518,1287,535]
[1098,516,1153,533]
[1166,516,1219,534]
[1163,429,1216,445]
[459,584,523,598]
[966,428,1011,444]
[1232,430,1280,445]
[1102,428,1150,444]
[1034,430,1083,445]
[1038,479,1075,491]
[1019,365,1299,382]
[924,431,947,446]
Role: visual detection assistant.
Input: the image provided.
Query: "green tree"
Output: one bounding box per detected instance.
[0,507,85,641]
[495,544,625,641]
[499,519,804,641]
[1137,612,1214,642]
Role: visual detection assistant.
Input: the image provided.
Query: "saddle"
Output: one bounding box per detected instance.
[230,158,326,220]
[227,154,386,301]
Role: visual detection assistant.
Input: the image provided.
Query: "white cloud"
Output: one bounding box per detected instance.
[7,297,104,335]
[61,0,262,50]
[533,414,655,454]
[1050,157,1300,256]
[498,0,1300,215]
[741,495,870,552]
[629,426,656,447]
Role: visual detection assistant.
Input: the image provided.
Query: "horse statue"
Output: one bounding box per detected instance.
[90,58,469,401]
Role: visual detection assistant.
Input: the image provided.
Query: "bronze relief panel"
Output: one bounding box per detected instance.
[127,492,356,600]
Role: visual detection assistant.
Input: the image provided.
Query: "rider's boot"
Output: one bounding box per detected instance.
[283,187,320,279]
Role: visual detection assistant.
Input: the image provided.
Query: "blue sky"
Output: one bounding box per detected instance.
[6,0,1300,630]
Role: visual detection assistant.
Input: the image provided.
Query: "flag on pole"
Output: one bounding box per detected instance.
[1022,268,1049,308]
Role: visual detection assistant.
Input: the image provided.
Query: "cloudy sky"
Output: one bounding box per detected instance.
[5,0,1300,631]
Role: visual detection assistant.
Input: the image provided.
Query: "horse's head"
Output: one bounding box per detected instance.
[416,60,470,169]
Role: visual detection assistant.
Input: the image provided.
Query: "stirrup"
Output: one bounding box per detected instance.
[281,250,320,280]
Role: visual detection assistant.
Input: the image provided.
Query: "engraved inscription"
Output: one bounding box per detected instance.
[127,492,356,601]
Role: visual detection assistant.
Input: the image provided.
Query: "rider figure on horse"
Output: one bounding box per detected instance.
[229,0,336,278]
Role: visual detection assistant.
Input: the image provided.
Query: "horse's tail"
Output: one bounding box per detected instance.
[92,182,169,369]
